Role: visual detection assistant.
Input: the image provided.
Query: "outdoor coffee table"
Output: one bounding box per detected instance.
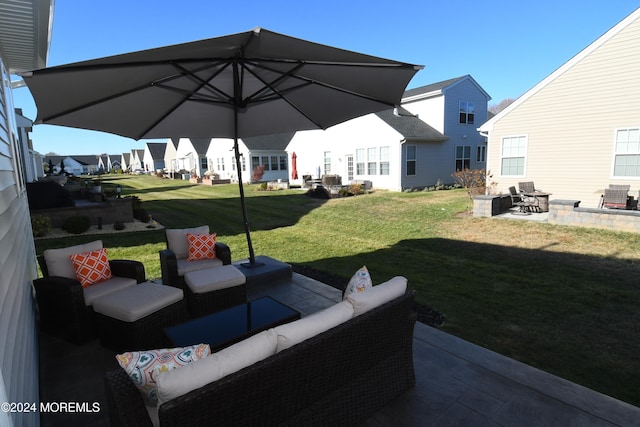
[164,296,300,351]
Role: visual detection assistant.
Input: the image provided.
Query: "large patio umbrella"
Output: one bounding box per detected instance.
[21,27,422,265]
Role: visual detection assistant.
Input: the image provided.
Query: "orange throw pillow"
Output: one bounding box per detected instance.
[69,248,113,288]
[186,233,217,261]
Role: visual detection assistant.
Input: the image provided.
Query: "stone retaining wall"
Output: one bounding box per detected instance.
[473,195,640,233]
[548,199,640,233]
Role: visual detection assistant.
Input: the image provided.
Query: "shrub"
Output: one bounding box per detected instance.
[62,216,91,234]
[31,215,51,237]
[252,165,265,182]
[349,183,365,195]
[113,221,126,231]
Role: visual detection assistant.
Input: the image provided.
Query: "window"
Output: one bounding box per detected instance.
[261,156,270,171]
[216,157,225,171]
[380,146,390,175]
[324,151,331,174]
[279,156,287,171]
[406,145,416,176]
[367,148,377,175]
[251,156,260,172]
[356,148,365,175]
[501,136,527,176]
[459,101,475,124]
[200,156,208,170]
[614,128,640,176]
[476,145,486,163]
[455,145,471,171]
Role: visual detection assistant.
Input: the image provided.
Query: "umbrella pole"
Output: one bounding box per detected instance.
[234,136,258,266]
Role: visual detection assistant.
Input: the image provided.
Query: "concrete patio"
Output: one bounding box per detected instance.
[39,272,640,426]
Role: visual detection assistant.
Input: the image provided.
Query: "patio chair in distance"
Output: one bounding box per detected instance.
[509,186,532,214]
[601,188,629,209]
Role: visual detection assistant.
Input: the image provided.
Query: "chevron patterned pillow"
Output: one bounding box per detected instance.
[69,247,113,288]
[186,233,217,261]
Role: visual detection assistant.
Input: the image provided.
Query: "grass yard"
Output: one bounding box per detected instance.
[35,174,640,407]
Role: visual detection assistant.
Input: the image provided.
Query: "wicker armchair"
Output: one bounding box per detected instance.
[159,226,231,289]
[601,188,629,209]
[34,241,145,344]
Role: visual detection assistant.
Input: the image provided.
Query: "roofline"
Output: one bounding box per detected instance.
[479,7,640,133]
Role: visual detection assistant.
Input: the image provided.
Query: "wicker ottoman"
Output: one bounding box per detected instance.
[183,265,247,317]
[93,282,187,351]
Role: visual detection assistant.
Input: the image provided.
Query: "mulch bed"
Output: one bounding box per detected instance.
[291,264,446,327]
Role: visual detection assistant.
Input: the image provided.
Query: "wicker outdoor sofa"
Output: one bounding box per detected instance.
[104,287,417,426]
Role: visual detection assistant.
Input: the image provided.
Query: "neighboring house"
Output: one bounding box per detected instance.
[15,108,44,183]
[143,142,166,173]
[176,138,210,177]
[478,8,640,208]
[97,154,110,172]
[0,3,54,427]
[121,152,131,172]
[130,149,145,171]
[71,155,100,174]
[287,75,490,190]
[164,138,179,176]
[205,133,293,183]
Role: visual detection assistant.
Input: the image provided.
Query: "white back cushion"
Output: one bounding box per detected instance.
[347,276,407,316]
[274,300,354,352]
[156,329,277,405]
[165,226,209,259]
[43,240,103,279]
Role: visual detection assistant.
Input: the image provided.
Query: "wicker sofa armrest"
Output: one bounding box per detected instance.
[104,368,154,427]
[33,276,90,340]
[109,259,146,283]
[214,241,231,265]
[159,249,180,288]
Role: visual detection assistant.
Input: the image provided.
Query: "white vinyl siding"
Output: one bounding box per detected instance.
[0,58,40,427]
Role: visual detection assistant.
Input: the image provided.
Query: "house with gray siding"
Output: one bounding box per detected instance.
[287,75,490,190]
[0,3,54,426]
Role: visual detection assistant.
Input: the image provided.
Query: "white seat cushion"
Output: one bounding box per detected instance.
[347,276,407,316]
[166,226,209,259]
[156,329,277,405]
[274,300,354,352]
[43,240,103,279]
[184,265,246,293]
[176,257,223,276]
[82,276,138,306]
[93,282,183,322]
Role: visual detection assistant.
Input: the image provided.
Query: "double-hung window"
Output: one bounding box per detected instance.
[379,146,390,175]
[459,101,475,125]
[500,136,527,176]
[613,128,640,176]
[356,148,365,175]
[324,151,331,174]
[455,145,471,171]
[367,148,377,175]
[406,145,416,176]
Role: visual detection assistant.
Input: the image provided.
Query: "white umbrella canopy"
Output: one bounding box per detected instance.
[22,27,423,264]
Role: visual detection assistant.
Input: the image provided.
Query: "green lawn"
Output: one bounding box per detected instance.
[35,174,640,407]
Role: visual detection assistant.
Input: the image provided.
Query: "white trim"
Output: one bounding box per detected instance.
[611,126,640,179]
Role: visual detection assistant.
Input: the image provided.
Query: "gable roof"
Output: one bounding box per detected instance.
[189,138,210,154]
[402,74,491,103]
[375,107,448,142]
[242,132,295,151]
[146,142,166,159]
[480,8,640,133]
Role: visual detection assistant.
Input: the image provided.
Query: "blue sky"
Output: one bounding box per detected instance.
[12,0,640,155]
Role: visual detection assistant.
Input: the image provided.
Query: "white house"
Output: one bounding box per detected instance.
[478,8,640,208]
[175,138,210,177]
[143,142,166,173]
[164,138,178,177]
[0,2,54,427]
[205,133,293,183]
[287,75,490,190]
[121,152,131,172]
[130,149,144,171]
[15,108,44,183]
